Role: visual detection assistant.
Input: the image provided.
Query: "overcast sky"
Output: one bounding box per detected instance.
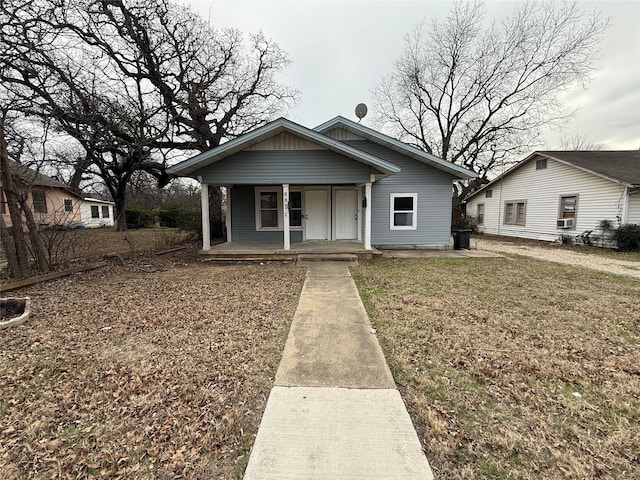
[181,0,640,152]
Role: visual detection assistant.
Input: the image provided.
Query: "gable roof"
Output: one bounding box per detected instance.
[466,150,640,201]
[167,117,402,178]
[315,116,477,180]
[5,159,82,197]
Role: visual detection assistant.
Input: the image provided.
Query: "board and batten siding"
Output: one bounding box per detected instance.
[230,185,303,243]
[344,140,455,247]
[467,157,629,241]
[194,150,379,185]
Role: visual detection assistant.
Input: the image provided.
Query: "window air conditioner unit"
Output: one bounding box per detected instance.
[557,218,574,228]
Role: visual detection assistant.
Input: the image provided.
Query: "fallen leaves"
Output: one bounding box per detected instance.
[0,245,305,478]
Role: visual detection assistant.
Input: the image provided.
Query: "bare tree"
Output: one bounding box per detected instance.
[373,1,609,210]
[0,0,297,231]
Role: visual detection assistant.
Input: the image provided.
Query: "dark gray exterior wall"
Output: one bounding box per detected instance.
[230,185,303,243]
[196,150,379,185]
[345,140,455,246]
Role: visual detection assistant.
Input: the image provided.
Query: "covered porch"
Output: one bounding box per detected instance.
[200,240,380,261]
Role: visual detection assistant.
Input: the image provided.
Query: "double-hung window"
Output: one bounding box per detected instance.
[257,189,279,229]
[64,198,73,212]
[254,187,303,231]
[477,204,485,225]
[504,200,526,225]
[91,205,100,218]
[101,205,110,218]
[32,191,47,213]
[289,191,302,228]
[390,193,417,230]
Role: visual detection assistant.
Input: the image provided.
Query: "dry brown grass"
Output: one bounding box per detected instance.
[352,257,639,479]
[1,247,305,479]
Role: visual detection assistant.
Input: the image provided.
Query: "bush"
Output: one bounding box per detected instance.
[612,223,640,252]
[125,208,155,229]
[158,207,201,233]
[452,215,478,233]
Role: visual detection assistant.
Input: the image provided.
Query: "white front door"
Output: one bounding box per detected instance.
[335,189,358,240]
[304,189,329,240]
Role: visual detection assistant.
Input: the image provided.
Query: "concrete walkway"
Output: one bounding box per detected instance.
[243,262,434,479]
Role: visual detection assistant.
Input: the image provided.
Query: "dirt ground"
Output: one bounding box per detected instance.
[474,236,640,279]
[1,245,306,479]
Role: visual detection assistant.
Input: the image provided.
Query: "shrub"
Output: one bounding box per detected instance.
[612,223,640,252]
[452,215,478,233]
[125,208,155,229]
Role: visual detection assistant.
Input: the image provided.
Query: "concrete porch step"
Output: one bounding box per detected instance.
[297,253,358,262]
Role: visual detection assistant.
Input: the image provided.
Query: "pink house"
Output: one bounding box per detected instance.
[1,160,82,228]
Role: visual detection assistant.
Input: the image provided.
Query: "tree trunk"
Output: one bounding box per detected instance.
[0,122,31,277]
[19,191,50,273]
[113,186,128,232]
[0,213,21,278]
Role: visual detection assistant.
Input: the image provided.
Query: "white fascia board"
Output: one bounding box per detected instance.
[314,116,477,180]
[167,117,401,177]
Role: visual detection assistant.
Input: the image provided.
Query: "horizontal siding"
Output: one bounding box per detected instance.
[467,158,627,241]
[197,150,376,185]
[627,191,640,224]
[323,127,366,141]
[346,140,455,246]
[230,185,302,243]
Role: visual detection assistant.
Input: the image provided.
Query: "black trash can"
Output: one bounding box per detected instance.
[452,229,472,250]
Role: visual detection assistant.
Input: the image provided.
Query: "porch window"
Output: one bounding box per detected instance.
[390,193,417,230]
[64,198,73,212]
[101,205,110,218]
[289,191,302,227]
[91,205,100,218]
[32,190,47,213]
[259,190,279,229]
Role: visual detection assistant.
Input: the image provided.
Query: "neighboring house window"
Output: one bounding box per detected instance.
[485,190,493,198]
[559,195,578,220]
[32,190,47,213]
[64,198,73,212]
[536,159,547,170]
[504,200,526,225]
[289,191,302,227]
[91,205,100,218]
[256,188,280,229]
[101,205,110,218]
[477,204,485,224]
[390,193,417,230]
[1,190,6,214]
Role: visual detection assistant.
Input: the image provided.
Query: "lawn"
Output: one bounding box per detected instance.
[1,246,306,479]
[352,257,639,479]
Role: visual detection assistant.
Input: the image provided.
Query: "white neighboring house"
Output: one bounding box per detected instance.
[80,197,115,228]
[465,151,640,242]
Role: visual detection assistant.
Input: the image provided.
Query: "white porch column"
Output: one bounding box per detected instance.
[225,185,232,242]
[621,186,629,224]
[364,181,372,250]
[283,183,290,250]
[200,182,211,251]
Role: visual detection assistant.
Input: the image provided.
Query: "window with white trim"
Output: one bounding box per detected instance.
[254,187,302,231]
[390,193,417,230]
[258,189,279,229]
[101,205,110,218]
[32,190,47,213]
[477,203,485,224]
[91,205,100,218]
[289,191,302,227]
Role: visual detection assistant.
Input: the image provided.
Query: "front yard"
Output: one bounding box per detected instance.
[352,257,639,479]
[1,247,305,479]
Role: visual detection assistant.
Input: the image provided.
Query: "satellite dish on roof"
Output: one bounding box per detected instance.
[355,103,368,122]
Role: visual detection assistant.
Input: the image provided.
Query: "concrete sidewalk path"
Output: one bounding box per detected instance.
[243,262,434,479]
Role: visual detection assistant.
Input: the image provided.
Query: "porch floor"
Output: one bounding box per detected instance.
[201,240,379,261]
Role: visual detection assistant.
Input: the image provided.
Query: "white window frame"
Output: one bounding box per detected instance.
[254,186,303,231]
[63,198,74,212]
[288,189,303,230]
[477,203,485,225]
[90,205,100,218]
[390,193,418,230]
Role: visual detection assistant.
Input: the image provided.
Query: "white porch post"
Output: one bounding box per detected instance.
[283,183,290,250]
[364,181,372,250]
[621,186,629,224]
[200,182,211,251]
[225,185,232,242]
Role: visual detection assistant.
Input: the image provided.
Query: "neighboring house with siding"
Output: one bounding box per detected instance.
[80,197,115,228]
[167,116,476,251]
[1,159,82,227]
[465,151,640,242]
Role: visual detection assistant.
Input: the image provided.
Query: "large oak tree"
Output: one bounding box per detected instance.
[373,1,609,212]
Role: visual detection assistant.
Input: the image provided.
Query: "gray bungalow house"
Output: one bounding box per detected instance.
[167,116,476,252]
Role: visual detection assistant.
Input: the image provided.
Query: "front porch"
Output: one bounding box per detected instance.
[200,240,380,261]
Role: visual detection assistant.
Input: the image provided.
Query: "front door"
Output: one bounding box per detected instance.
[335,189,358,240]
[304,189,329,240]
